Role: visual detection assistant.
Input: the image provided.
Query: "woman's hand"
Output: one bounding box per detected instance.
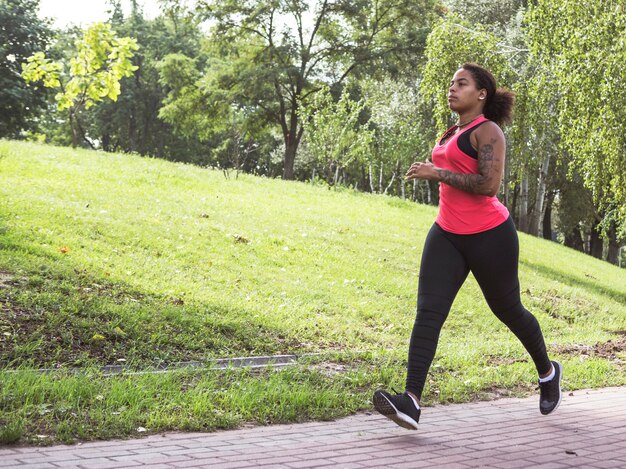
[405,162,440,181]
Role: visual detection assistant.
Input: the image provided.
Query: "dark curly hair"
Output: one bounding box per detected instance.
[461,63,515,127]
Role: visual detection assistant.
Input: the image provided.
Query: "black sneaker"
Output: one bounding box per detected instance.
[539,360,563,415]
[373,389,420,430]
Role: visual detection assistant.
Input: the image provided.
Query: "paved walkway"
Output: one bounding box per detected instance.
[1,387,625,469]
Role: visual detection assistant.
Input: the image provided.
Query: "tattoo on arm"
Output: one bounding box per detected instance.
[436,139,498,195]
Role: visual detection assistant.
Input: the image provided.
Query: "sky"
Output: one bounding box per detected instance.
[38,0,163,28]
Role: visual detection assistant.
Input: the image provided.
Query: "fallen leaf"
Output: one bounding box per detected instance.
[233,234,250,244]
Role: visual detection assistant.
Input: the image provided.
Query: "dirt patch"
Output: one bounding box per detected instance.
[554,334,626,361]
[479,384,534,401]
[486,356,528,366]
[0,271,15,288]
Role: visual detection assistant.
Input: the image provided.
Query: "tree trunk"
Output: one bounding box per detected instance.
[128,112,137,153]
[384,172,396,195]
[518,176,529,233]
[589,219,603,259]
[542,192,554,241]
[607,221,620,265]
[564,225,584,252]
[282,138,298,180]
[68,110,79,148]
[101,133,111,152]
[528,154,551,237]
[503,143,510,207]
[510,183,519,226]
[333,165,340,186]
[71,110,95,150]
[282,122,303,180]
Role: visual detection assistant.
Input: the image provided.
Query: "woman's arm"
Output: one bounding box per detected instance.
[405,122,505,197]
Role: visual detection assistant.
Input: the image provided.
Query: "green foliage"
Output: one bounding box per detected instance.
[299,86,373,185]
[526,0,626,225]
[363,77,429,197]
[20,52,62,88]
[195,0,441,179]
[0,0,52,138]
[22,23,139,112]
[157,50,278,171]
[158,53,230,141]
[420,14,514,134]
[443,0,527,35]
[84,6,212,160]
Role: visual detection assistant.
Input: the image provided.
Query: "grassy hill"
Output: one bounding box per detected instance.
[1,140,625,444]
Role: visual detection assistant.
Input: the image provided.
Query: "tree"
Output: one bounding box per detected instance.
[362,77,428,199]
[420,9,573,240]
[194,0,441,180]
[0,0,51,138]
[420,15,514,135]
[21,22,139,147]
[443,0,528,35]
[85,3,211,161]
[157,51,278,171]
[299,85,373,186]
[526,0,626,230]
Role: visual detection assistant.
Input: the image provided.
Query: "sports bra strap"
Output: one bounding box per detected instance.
[457,121,488,159]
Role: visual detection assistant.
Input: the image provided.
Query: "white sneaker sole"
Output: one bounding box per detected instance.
[373,391,419,430]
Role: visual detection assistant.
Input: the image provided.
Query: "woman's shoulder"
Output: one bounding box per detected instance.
[474,118,505,141]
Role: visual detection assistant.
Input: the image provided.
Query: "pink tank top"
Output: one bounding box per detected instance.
[431,116,509,234]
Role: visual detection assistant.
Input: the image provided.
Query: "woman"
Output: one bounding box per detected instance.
[373,63,562,430]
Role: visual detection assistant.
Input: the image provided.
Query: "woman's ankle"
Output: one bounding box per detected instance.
[406,391,421,407]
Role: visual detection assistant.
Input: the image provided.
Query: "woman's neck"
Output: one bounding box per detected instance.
[456,112,483,128]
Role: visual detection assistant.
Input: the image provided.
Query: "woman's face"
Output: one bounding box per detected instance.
[447,68,486,114]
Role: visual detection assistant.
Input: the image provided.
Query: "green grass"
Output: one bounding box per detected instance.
[1,140,625,445]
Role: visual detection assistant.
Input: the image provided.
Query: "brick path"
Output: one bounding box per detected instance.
[1,386,625,469]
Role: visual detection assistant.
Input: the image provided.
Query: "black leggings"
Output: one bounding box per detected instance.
[406,217,552,399]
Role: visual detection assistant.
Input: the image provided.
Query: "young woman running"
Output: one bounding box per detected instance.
[373,63,562,430]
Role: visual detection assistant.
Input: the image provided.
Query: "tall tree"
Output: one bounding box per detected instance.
[362,77,428,199]
[526,0,626,231]
[21,23,139,147]
[194,0,441,180]
[299,85,373,186]
[86,2,210,161]
[0,0,51,138]
[420,15,514,134]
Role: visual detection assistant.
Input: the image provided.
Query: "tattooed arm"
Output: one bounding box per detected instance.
[405,122,505,197]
